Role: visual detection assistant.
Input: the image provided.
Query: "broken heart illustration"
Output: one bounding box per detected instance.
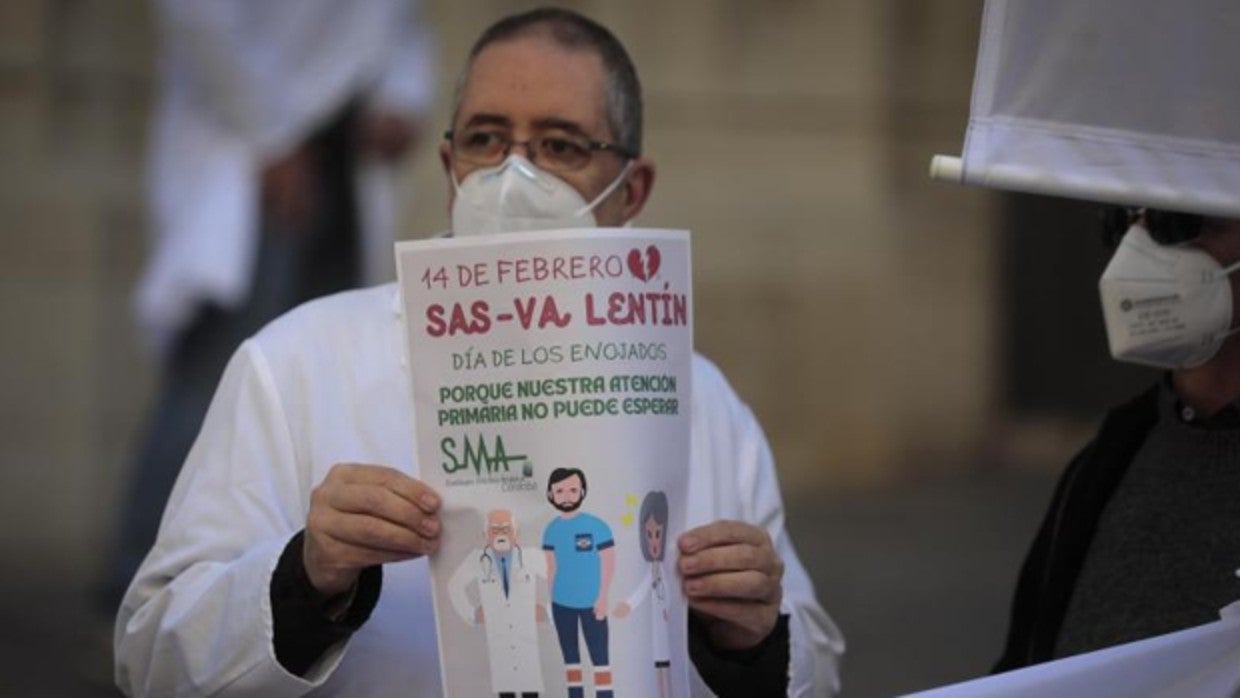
[627,245,661,281]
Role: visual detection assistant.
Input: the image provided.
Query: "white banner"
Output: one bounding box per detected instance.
[397,228,693,697]
[904,616,1240,698]
[941,0,1240,217]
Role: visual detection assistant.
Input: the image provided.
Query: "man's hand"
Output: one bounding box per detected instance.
[357,111,418,162]
[474,606,485,625]
[594,594,609,621]
[612,601,631,619]
[304,463,441,597]
[260,145,317,231]
[678,520,783,652]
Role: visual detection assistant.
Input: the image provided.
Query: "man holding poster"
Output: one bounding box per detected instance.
[116,7,843,697]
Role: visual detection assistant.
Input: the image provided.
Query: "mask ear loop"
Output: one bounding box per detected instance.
[574,160,635,217]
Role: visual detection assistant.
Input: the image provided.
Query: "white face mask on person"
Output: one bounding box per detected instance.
[450,155,632,237]
[1099,223,1240,369]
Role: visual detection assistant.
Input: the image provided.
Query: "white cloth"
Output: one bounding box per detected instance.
[115,283,845,697]
[903,614,1240,698]
[949,0,1240,217]
[622,562,673,664]
[446,546,547,694]
[136,0,435,352]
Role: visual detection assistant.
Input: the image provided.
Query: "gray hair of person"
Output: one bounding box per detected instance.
[638,490,669,562]
[452,7,643,155]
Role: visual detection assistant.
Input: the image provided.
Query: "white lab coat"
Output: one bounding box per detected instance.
[447,546,547,694]
[136,0,435,353]
[115,284,845,697]
[622,562,673,665]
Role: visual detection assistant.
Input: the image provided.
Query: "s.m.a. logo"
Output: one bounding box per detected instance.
[440,433,527,476]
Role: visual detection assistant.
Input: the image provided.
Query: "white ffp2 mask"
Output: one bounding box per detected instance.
[1099,223,1240,369]
[450,155,631,237]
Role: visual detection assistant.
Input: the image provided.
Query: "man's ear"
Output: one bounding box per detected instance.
[439,140,455,218]
[620,157,656,223]
[438,138,452,174]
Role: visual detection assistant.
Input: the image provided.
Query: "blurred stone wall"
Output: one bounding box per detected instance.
[0,0,154,578]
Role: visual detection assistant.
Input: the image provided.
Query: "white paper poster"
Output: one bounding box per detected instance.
[396,228,693,698]
[902,616,1240,698]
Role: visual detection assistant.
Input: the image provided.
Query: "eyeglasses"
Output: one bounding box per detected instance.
[445,127,637,173]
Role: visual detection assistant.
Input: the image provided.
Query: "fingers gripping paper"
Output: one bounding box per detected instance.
[397,228,692,697]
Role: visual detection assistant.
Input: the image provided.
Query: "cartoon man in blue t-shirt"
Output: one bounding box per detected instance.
[542,467,615,698]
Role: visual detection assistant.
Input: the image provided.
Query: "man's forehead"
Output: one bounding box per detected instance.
[457,35,609,136]
[487,509,512,523]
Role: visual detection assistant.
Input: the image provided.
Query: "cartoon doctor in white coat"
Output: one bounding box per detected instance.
[448,508,549,697]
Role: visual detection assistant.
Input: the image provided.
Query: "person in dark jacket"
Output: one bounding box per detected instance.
[996,208,1240,671]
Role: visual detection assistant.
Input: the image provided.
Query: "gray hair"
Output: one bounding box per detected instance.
[452,7,643,155]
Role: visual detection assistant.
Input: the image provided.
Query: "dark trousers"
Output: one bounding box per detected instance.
[102,103,361,609]
[551,603,610,666]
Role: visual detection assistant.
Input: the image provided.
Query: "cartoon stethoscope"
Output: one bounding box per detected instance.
[651,565,668,604]
[479,545,526,584]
